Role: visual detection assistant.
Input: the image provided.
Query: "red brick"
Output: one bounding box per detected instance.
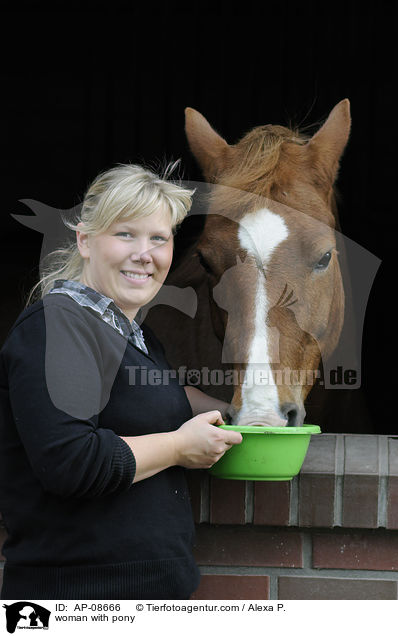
[342,437,379,528]
[387,476,398,529]
[387,438,398,529]
[299,474,335,527]
[313,532,398,571]
[342,475,379,528]
[389,438,398,472]
[300,434,337,473]
[210,478,246,524]
[254,481,290,526]
[193,525,303,567]
[344,436,379,473]
[278,576,397,600]
[191,574,269,600]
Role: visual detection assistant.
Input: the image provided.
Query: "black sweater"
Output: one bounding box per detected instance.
[0,294,199,599]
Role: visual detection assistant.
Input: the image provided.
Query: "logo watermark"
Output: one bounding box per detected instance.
[2,602,51,633]
[125,365,358,387]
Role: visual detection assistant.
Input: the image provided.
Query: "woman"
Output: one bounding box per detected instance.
[0,163,242,600]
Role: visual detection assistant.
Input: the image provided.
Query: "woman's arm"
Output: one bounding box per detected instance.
[3,299,136,499]
[121,410,242,483]
[184,386,230,418]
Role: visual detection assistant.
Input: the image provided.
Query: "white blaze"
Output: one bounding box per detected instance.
[237,207,289,423]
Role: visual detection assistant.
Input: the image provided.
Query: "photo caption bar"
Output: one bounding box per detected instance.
[1,600,395,635]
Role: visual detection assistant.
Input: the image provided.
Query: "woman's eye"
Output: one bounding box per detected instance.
[151,236,168,242]
[314,251,332,271]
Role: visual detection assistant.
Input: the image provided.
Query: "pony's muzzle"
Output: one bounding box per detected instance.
[225,402,305,427]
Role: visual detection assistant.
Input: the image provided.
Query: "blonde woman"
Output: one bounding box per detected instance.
[0,163,242,600]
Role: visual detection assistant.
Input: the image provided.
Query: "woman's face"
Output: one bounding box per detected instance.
[77,206,174,321]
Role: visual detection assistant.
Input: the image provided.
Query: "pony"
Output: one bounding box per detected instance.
[145,101,353,428]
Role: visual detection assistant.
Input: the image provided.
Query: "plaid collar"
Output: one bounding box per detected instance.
[48,279,148,354]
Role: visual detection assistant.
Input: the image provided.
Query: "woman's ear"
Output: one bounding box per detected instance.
[76,222,90,259]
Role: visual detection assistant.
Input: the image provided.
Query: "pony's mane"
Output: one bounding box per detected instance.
[207,124,310,219]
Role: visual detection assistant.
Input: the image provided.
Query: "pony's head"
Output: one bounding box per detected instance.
[185,100,350,426]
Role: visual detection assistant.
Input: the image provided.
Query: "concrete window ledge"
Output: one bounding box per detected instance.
[186,435,398,600]
[186,435,398,529]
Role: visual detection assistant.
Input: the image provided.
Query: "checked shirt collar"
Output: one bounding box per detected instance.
[49,279,148,354]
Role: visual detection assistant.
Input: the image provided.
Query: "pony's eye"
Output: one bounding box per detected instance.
[314,251,332,271]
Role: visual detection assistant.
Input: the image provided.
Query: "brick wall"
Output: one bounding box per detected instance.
[188,434,398,600]
[1,434,397,600]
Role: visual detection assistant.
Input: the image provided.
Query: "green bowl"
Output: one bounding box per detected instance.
[208,423,321,481]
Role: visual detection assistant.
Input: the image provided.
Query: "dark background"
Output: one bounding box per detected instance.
[1,3,394,432]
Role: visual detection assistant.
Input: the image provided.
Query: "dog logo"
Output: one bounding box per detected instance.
[2,602,51,633]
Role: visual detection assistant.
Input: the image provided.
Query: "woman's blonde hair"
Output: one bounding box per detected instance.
[26,161,194,305]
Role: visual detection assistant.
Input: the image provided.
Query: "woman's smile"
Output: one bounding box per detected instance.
[120,270,153,283]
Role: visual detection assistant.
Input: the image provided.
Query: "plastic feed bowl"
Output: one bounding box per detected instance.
[209,424,321,481]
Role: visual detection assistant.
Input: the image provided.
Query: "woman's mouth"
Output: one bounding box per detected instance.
[121,270,151,279]
[120,270,153,284]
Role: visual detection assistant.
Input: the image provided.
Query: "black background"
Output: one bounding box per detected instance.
[1,3,394,432]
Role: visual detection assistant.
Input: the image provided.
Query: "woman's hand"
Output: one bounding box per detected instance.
[121,410,242,483]
[171,410,242,469]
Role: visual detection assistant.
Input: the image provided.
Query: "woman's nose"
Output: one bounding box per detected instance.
[129,240,153,263]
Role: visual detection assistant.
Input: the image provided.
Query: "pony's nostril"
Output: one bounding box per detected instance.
[281,402,304,427]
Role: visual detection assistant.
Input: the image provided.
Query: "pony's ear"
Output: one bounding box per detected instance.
[185,107,234,181]
[308,99,351,184]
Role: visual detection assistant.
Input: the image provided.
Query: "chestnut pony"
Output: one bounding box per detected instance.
[146,100,351,427]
